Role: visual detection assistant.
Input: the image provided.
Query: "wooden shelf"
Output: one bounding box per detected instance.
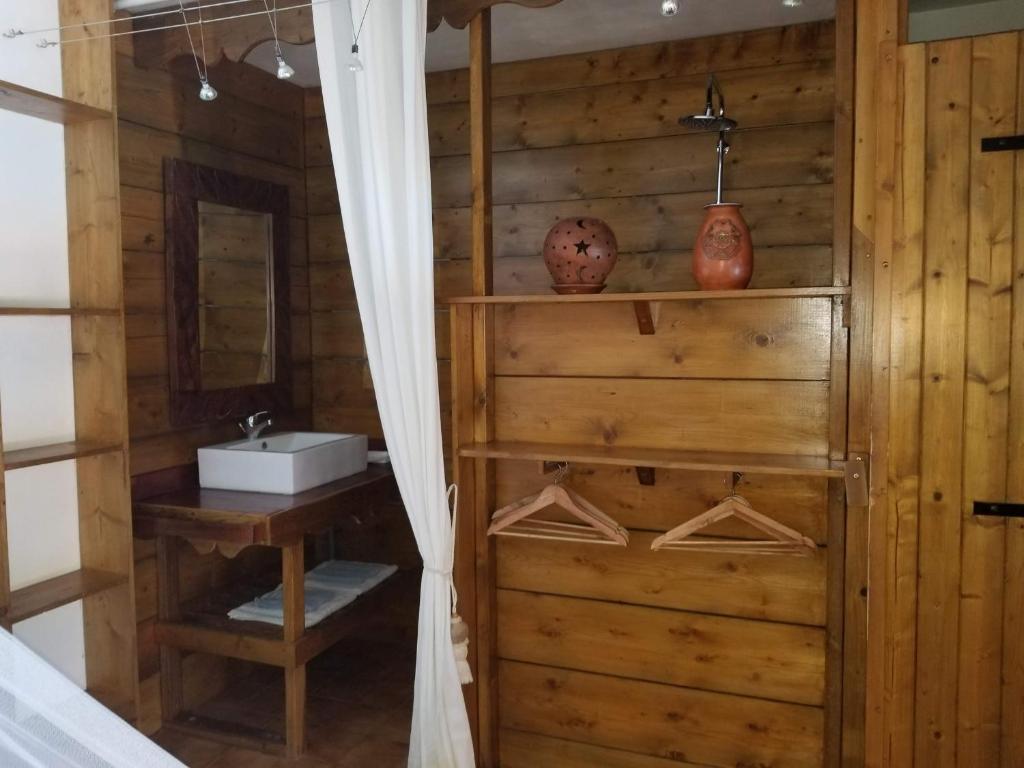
[4,440,123,471]
[447,286,851,305]
[458,441,846,478]
[0,307,120,317]
[0,80,112,125]
[156,569,411,668]
[7,568,127,625]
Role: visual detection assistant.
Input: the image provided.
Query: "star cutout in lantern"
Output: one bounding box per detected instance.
[574,239,590,255]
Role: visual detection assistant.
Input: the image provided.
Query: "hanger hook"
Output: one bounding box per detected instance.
[729,471,743,496]
[554,461,571,484]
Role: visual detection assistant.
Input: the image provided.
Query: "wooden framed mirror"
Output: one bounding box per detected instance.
[164,158,291,426]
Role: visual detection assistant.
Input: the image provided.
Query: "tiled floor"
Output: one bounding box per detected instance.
[153,633,416,768]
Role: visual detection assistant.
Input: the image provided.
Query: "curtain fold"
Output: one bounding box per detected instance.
[0,629,184,767]
[310,2,475,766]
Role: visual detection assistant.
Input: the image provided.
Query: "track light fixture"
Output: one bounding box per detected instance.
[347,0,372,73]
[276,50,295,79]
[348,42,363,72]
[199,77,218,101]
[260,1,295,80]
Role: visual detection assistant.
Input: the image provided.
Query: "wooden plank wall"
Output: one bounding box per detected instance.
[304,19,836,441]
[116,51,313,732]
[872,31,1024,767]
[308,20,839,767]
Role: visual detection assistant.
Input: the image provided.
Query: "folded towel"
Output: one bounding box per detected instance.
[306,559,398,593]
[227,560,397,627]
[367,450,390,464]
[228,583,360,627]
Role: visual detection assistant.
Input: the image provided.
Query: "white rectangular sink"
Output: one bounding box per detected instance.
[198,432,369,495]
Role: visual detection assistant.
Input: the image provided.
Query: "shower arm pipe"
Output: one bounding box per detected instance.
[706,74,728,205]
[705,73,726,119]
[715,132,728,205]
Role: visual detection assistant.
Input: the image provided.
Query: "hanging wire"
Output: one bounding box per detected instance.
[5,0,262,39]
[261,0,281,49]
[351,0,372,45]
[178,0,211,85]
[19,0,342,47]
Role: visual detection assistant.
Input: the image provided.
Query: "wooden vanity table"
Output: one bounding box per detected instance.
[133,464,397,758]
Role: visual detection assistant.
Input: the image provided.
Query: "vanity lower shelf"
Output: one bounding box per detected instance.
[156,569,411,668]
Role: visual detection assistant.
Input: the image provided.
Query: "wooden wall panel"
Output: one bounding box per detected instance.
[307,20,838,765]
[880,42,926,767]
[1003,31,1024,764]
[914,39,971,768]
[497,533,827,626]
[306,21,837,437]
[117,52,311,729]
[499,730,707,768]
[493,298,833,380]
[498,590,825,705]
[424,122,833,209]
[494,377,830,455]
[957,32,1018,765]
[427,60,835,157]
[500,661,824,768]
[424,21,835,105]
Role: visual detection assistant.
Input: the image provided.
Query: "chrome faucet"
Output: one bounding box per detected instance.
[239,411,272,440]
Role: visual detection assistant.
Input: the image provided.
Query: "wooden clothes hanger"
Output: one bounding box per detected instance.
[651,476,816,556]
[487,464,629,546]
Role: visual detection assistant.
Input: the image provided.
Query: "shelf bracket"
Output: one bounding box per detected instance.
[633,300,660,335]
[844,453,869,506]
[635,466,656,486]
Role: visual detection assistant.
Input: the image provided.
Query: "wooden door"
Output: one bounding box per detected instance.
[879,31,1024,767]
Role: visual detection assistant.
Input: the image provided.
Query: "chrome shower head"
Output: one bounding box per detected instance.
[678,73,738,132]
[678,111,738,131]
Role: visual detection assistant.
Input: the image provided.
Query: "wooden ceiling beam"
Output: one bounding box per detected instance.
[130,0,565,71]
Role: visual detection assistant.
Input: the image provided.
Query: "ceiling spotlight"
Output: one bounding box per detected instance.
[782,0,803,6]
[199,78,218,102]
[348,43,364,73]
[276,53,295,80]
[661,0,679,15]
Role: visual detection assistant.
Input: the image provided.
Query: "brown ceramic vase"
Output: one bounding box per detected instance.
[543,217,619,294]
[692,203,753,290]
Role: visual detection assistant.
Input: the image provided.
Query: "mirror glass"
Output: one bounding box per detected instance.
[197,201,274,390]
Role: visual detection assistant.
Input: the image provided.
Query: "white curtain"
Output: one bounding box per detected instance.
[310,2,475,767]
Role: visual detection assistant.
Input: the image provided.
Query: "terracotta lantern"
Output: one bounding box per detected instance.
[543,217,619,294]
[692,203,753,290]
